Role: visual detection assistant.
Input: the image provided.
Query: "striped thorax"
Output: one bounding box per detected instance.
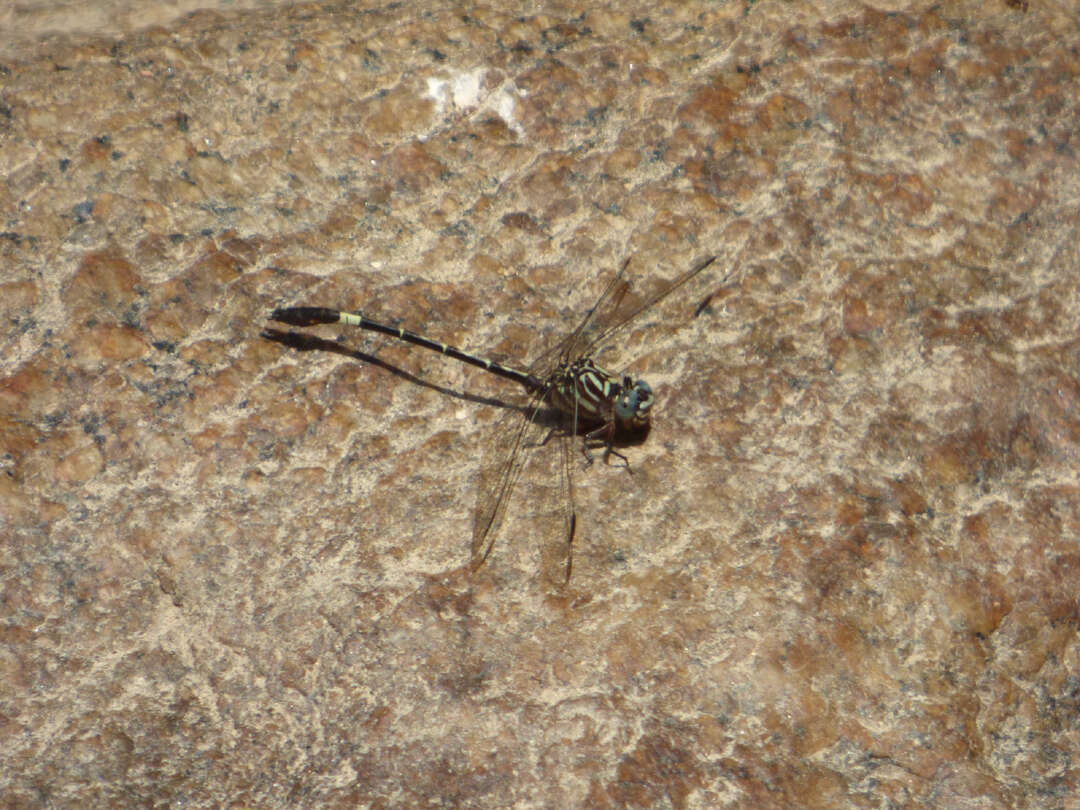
[550,358,654,433]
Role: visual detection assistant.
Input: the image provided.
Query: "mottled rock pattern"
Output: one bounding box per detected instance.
[2,1,1078,807]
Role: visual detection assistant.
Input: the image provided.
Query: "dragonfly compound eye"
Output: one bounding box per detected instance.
[616,380,653,426]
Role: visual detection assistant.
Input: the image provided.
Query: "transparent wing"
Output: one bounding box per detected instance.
[577,254,720,359]
[555,257,635,365]
[557,427,576,586]
[514,258,634,384]
[470,387,551,569]
[515,252,726,380]
[470,245,744,574]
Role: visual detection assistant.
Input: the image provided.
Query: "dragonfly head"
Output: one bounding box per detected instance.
[615,377,653,430]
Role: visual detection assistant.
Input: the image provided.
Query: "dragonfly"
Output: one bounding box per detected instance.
[268,252,733,583]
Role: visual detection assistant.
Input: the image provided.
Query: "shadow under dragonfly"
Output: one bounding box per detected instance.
[261,327,558,429]
[261,326,652,449]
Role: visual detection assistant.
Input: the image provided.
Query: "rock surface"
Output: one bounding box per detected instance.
[2,1,1078,807]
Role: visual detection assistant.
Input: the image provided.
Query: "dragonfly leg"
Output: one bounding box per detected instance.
[603,444,632,472]
[580,422,607,465]
[580,422,633,472]
[529,425,560,449]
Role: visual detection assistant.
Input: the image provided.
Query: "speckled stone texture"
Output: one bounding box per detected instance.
[2,1,1079,807]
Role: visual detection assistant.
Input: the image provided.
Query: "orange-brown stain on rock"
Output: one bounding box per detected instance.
[608,728,703,809]
[63,248,141,322]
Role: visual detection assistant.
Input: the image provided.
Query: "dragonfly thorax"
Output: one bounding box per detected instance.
[550,358,653,432]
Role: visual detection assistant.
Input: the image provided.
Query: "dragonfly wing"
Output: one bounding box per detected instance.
[471,388,550,569]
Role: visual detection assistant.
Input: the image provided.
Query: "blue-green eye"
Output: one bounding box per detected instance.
[616,380,653,423]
